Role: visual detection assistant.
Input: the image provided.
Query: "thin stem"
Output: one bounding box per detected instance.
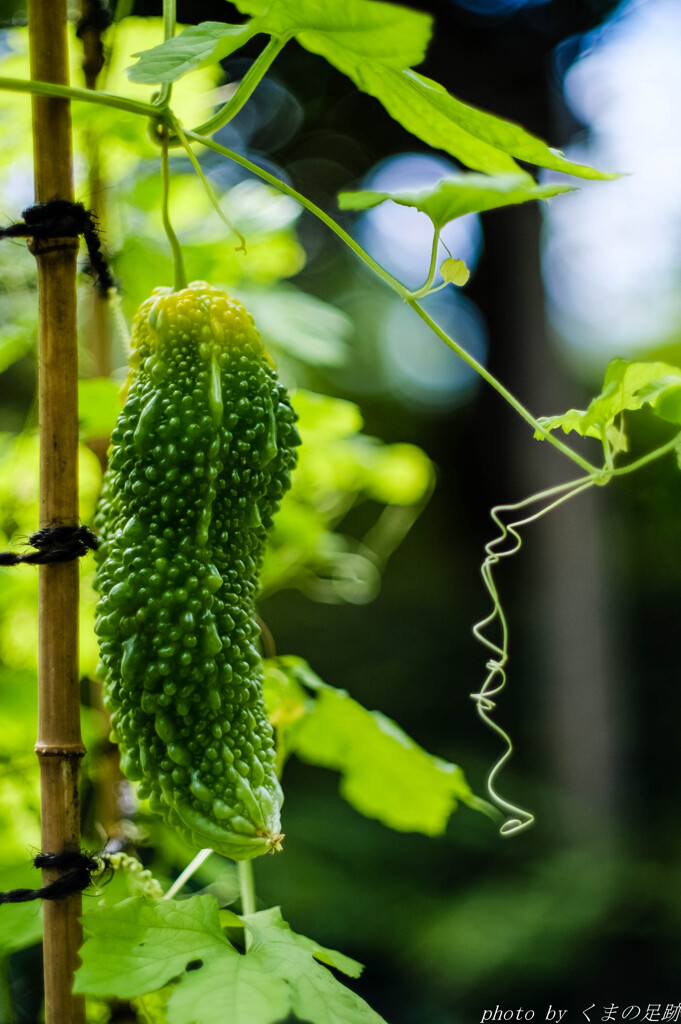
[163,0,175,45]
[191,36,287,136]
[238,861,256,951]
[113,0,134,21]
[161,131,187,291]
[184,129,601,474]
[182,129,410,297]
[156,0,176,109]
[164,848,213,900]
[238,860,256,915]
[610,430,681,477]
[600,426,613,472]
[407,299,600,474]
[172,119,246,251]
[0,75,160,118]
[420,279,449,296]
[407,229,441,300]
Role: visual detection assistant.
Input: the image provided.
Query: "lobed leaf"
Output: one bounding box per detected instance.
[536,359,681,443]
[76,896,383,1024]
[245,907,363,978]
[166,952,290,1024]
[243,909,384,1024]
[74,895,231,998]
[338,173,576,228]
[230,0,608,177]
[128,1,431,84]
[127,6,612,179]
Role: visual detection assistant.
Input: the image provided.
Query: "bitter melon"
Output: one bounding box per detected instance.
[94,282,299,860]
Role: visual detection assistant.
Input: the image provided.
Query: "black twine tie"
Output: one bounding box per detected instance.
[0,525,98,566]
[0,852,101,905]
[0,199,115,297]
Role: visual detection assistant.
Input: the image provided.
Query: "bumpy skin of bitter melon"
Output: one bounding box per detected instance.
[94,282,299,860]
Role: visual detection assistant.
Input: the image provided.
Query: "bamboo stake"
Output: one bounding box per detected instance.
[27,2,86,1023]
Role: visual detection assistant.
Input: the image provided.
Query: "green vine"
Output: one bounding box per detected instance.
[0,75,160,117]
[2,17,678,845]
[473,427,681,833]
[0,67,621,474]
[407,229,443,300]
[160,128,187,292]
[471,476,595,836]
[191,36,288,137]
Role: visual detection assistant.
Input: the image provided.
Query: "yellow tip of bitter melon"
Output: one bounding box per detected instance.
[94,282,299,860]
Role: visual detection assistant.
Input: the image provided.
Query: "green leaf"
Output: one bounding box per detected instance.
[263,659,310,726]
[245,907,363,978]
[165,948,290,1024]
[441,258,470,287]
[275,1,431,69]
[272,654,331,693]
[338,173,576,227]
[167,907,377,1024]
[77,896,382,1024]
[536,359,681,442]
[231,0,267,12]
[638,380,681,425]
[74,895,231,998]
[77,378,122,442]
[241,0,432,70]
[243,908,385,1024]
[582,359,681,431]
[401,70,618,179]
[326,63,615,178]
[129,2,431,84]
[535,407,601,441]
[127,22,256,84]
[286,679,477,835]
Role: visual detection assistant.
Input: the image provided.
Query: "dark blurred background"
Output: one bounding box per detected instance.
[3,0,681,1021]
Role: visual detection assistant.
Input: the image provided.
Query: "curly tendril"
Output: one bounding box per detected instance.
[471,475,595,837]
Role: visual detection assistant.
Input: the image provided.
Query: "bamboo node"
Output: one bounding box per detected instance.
[28,236,80,257]
[35,743,87,758]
